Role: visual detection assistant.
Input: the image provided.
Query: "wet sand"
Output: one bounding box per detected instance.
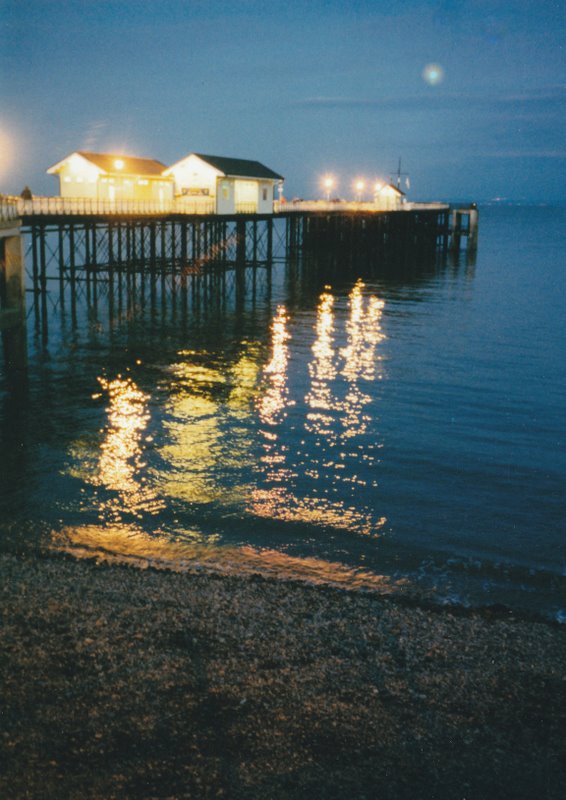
[1,550,565,799]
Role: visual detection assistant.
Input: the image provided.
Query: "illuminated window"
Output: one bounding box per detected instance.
[63,176,71,182]
[76,176,83,183]
[138,179,149,185]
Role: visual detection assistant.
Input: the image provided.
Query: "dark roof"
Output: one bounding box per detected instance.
[77,151,167,176]
[194,154,283,181]
[382,182,405,196]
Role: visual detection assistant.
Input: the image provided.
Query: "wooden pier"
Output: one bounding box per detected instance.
[0,197,477,370]
[0,209,27,371]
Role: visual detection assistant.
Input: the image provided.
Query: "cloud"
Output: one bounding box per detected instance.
[476,150,566,160]
[289,85,566,114]
[82,120,109,151]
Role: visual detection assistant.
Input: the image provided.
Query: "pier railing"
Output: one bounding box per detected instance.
[1,195,454,220]
[0,197,19,223]
[274,200,450,214]
[1,195,215,217]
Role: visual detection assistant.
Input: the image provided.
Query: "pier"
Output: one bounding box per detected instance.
[0,196,477,371]
[0,202,27,371]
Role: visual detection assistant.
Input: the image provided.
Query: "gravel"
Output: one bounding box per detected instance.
[1,551,565,799]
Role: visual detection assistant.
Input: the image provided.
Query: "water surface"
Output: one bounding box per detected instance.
[1,206,564,619]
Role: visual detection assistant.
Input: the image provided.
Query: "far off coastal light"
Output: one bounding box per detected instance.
[422,63,444,85]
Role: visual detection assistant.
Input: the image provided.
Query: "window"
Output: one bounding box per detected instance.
[262,188,268,201]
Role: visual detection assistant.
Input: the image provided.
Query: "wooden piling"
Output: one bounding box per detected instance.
[0,222,27,370]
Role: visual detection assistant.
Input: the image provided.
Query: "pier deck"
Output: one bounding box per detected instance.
[0,195,477,370]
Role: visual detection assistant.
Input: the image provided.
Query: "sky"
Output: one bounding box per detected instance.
[1,0,564,203]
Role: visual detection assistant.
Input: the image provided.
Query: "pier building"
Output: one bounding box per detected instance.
[0,154,478,372]
[47,152,174,204]
[163,154,284,215]
[46,151,284,216]
[373,182,405,210]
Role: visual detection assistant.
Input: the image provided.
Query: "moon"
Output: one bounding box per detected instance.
[422,63,445,86]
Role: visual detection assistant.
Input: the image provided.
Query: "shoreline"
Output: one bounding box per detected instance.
[1,549,565,799]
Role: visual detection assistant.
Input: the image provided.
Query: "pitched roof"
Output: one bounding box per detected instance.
[381,183,405,196]
[47,151,167,176]
[193,154,284,181]
[77,152,167,176]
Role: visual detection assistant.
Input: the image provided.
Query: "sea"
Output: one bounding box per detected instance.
[1,205,564,621]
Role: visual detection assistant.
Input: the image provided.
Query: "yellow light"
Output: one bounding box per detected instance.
[322,174,336,200]
[258,305,291,426]
[353,179,365,201]
[114,158,125,170]
[374,181,384,193]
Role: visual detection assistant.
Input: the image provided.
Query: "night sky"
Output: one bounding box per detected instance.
[1,0,564,203]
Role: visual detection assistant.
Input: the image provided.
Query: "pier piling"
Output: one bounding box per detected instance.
[0,221,27,370]
[0,199,478,357]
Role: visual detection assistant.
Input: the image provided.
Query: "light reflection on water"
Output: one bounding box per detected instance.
[250,283,386,536]
[68,375,164,524]
[3,207,566,617]
[51,523,405,591]
[58,281,390,582]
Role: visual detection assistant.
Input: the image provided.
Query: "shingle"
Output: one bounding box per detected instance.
[194,154,283,180]
[78,152,167,176]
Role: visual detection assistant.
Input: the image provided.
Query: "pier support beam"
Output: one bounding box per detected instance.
[0,222,27,370]
[450,206,479,252]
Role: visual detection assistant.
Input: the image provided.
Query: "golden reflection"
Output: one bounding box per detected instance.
[341,280,385,381]
[305,291,337,439]
[68,375,163,523]
[97,377,149,496]
[249,486,382,537]
[52,524,402,593]
[157,344,262,506]
[338,280,386,438]
[159,392,224,504]
[258,305,291,425]
[249,286,388,537]
[228,343,263,413]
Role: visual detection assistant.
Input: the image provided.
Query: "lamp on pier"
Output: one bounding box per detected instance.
[322,175,335,201]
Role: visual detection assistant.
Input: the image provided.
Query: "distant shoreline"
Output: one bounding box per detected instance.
[2,549,564,799]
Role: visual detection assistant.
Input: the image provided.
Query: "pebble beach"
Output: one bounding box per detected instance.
[1,550,565,799]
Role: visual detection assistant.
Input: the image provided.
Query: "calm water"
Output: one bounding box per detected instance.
[1,207,565,619]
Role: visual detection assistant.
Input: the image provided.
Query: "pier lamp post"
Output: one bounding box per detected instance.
[354,180,365,202]
[322,176,335,201]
